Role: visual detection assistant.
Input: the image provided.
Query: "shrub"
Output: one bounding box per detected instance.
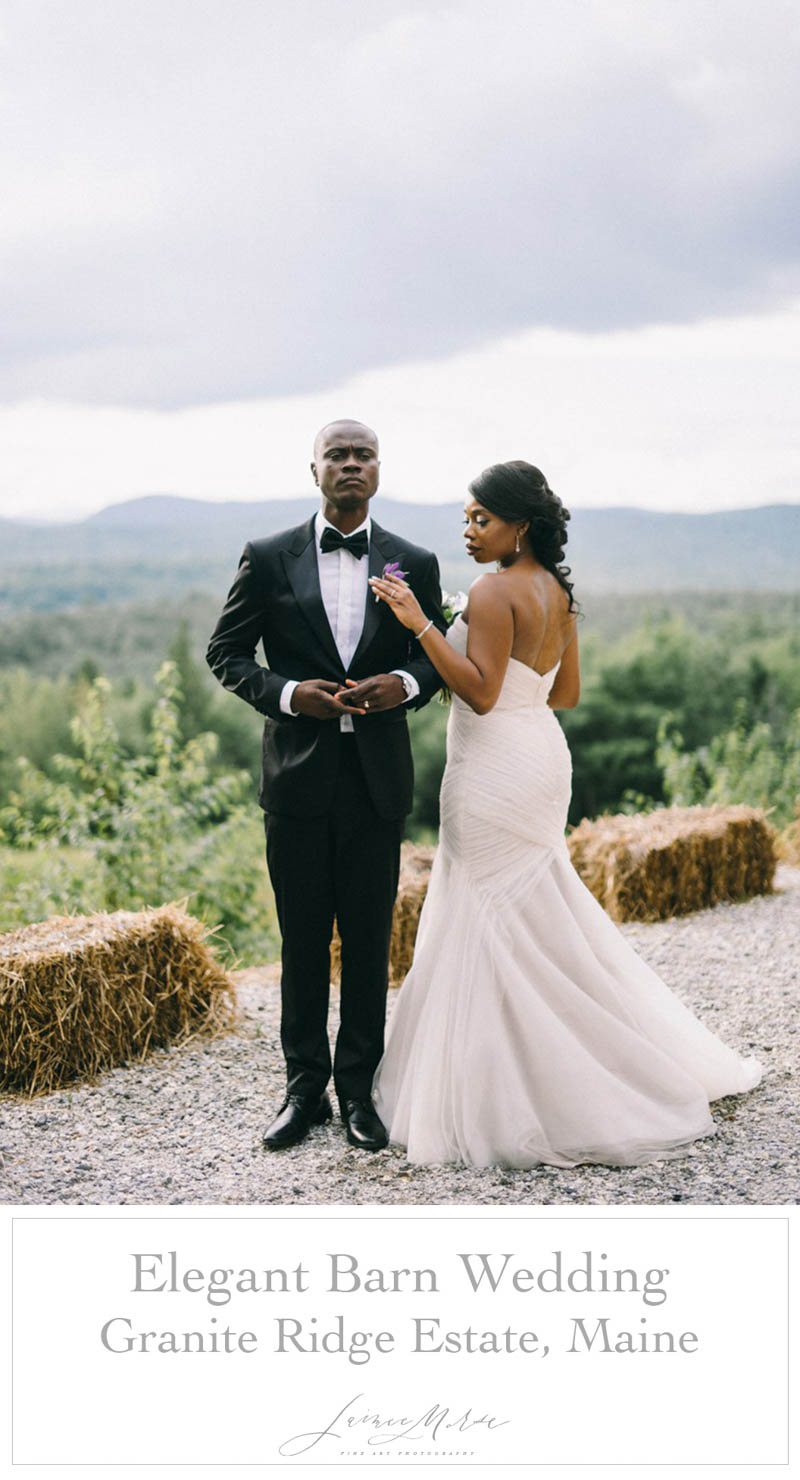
[0,663,279,962]
[656,702,800,827]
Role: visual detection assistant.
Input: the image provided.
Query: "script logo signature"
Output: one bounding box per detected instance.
[279,1392,510,1457]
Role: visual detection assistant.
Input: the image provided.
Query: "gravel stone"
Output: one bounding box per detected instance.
[2,867,798,1206]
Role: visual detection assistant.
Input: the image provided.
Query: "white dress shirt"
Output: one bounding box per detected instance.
[280,512,419,731]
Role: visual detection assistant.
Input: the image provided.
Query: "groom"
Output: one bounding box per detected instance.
[206,420,445,1151]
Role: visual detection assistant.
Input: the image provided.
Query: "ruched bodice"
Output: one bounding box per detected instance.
[373,610,762,1169]
[442,613,572,861]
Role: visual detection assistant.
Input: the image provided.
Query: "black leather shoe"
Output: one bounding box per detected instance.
[262,1093,332,1150]
[341,1098,388,1151]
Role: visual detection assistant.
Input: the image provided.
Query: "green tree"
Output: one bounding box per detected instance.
[166,619,216,741]
[560,616,792,823]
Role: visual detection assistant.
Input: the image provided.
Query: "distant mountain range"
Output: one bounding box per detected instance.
[1,495,798,601]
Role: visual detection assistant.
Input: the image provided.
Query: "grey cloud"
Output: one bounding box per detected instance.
[1,0,799,406]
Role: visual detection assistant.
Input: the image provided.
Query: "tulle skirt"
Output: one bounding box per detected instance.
[374,841,762,1168]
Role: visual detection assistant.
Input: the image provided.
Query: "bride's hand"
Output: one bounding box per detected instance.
[368,573,428,633]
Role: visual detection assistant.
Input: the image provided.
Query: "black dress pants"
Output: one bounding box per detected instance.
[264,735,403,1104]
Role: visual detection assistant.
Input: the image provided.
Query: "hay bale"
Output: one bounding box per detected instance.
[330,843,436,988]
[567,805,776,922]
[0,904,236,1096]
[388,844,437,984]
[777,798,800,864]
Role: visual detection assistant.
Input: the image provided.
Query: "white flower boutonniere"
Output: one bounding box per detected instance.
[437,591,468,704]
[441,589,468,627]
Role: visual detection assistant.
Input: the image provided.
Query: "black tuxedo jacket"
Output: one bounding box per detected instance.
[206,515,446,819]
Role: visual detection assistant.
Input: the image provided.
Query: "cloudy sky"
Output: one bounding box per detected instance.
[1,0,799,519]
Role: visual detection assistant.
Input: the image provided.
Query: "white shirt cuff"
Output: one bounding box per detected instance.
[391,669,419,703]
[280,679,299,715]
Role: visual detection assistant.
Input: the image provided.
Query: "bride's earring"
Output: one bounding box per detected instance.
[515,531,521,554]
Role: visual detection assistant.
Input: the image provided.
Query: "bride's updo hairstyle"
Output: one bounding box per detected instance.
[469,460,578,613]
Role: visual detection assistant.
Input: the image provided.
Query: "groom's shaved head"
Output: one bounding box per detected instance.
[311,418,381,512]
[313,419,378,460]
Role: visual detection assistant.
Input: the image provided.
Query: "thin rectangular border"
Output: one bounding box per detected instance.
[10,1213,791,1468]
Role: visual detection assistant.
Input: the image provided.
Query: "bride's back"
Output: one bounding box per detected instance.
[491,564,575,676]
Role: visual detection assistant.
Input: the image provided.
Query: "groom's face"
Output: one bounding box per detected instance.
[311,422,380,512]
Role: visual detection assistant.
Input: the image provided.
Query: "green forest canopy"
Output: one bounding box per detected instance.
[2,588,797,962]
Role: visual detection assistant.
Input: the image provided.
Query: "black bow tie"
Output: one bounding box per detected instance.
[320,527,369,559]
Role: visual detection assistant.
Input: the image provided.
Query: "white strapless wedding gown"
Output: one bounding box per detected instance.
[373,615,762,1168]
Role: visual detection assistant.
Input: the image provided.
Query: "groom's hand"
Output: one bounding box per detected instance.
[290,680,351,719]
[338,674,406,712]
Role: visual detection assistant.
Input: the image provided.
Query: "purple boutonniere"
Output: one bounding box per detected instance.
[374,560,408,600]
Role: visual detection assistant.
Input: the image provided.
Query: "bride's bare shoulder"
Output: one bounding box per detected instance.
[461,571,512,627]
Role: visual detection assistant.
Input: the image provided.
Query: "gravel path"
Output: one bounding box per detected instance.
[2,869,798,1207]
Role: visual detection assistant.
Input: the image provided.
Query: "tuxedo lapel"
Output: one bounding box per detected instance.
[348,521,395,673]
[280,518,343,673]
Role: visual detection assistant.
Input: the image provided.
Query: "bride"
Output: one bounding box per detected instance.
[368,459,761,1168]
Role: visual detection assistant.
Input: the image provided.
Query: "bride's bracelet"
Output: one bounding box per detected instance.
[415,618,434,640]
